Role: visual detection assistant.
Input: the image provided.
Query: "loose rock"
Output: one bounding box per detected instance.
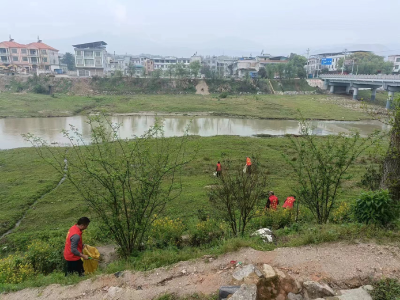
[233,264,256,281]
[303,281,334,299]
[287,293,303,300]
[230,284,257,300]
[263,264,277,279]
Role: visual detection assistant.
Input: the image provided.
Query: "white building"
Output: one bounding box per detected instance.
[388,55,400,73]
[73,41,108,76]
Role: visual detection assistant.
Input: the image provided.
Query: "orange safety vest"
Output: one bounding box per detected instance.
[64,225,83,261]
[283,197,295,209]
[269,195,279,210]
[246,157,252,166]
[216,163,222,171]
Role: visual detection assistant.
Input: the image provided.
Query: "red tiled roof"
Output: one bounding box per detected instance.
[0,41,26,48]
[26,42,58,51]
[0,40,58,51]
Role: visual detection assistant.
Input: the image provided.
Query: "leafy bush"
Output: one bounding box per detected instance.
[219,92,229,98]
[354,190,399,226]
[253,208,295,230]
[25,238,64,274]
[331,201,353,223]
[148,217,186,248]
[371,278,400,300]
[0,255,35,284]
[360,165,382,191]
[190,218,224,246]
[32,84,48,94]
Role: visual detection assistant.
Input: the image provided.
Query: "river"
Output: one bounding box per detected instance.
[0,115,389,150]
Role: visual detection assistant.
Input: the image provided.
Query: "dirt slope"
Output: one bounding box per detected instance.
[2,242,399,300]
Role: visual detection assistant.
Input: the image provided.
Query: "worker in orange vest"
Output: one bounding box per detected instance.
[283,195,296,209]
[246,157,252,174]
[64,217,90,276]
[265,191,279,210]
[216,161,222,177]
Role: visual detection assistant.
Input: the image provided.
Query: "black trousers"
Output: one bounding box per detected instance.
[65,259,84,276]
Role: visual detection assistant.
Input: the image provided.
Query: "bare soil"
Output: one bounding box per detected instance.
[2,242,399,300]
[195,80,210,95]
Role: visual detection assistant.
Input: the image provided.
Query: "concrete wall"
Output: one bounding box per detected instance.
[307,79,325,89]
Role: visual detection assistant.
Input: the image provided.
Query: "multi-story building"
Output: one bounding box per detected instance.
[73,41,108,76]
[388,55,400,73]
[0,37,59,73]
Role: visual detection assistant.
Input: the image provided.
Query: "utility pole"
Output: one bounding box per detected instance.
[306,48,310,78]
[341,48,347,74]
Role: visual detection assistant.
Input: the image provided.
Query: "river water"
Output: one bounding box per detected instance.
[0,115,389,150]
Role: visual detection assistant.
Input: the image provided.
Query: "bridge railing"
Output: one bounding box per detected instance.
[319,74,400,80]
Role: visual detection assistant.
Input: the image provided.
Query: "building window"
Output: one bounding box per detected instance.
[1,56,8,62]
[84,51,93,58]
[85,59,94,66]
[41,50,47,55]
[42,57,47,62]
[22,57,28,62]
[21,49,27,55]
[11,48,18,54]
[76,50,82,56]
[53,59,56,64]
[95,51,101,57]
[12,56,19,61]
[0,48,7,54]
[29,49,36,55]
[396,65,400,70]
[76,58,83,65]
[95,58,102,66]
[31,57,38,64]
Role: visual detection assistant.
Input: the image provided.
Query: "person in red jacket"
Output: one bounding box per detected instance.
[283,195,296,209]
[216,161,222,177]
[64,217,90,276]
[265,191,279,210]
[246,157,252,175]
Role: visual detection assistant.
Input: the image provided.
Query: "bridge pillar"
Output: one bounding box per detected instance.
[329,85,335,93]
[371,88,377,101]
[353,87,359,100]
[386,91,395,109]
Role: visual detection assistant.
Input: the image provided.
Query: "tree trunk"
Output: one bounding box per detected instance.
[381,109,400,201]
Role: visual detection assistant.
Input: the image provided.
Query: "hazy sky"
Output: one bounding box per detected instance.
[2,0,400,56]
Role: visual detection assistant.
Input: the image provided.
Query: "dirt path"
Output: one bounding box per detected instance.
[2,242,399,300]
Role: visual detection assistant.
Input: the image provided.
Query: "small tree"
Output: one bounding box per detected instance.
[127,62,137,77]
[209,158,268,236]
[189,61,201,78]
[166,64,176,80]
[24,115,193,258]
[152,69,163,78]
[61,52,75,71]
[175,63,187,78]
[284,119,381,224]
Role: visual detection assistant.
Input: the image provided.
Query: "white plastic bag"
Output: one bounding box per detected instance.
[213,172,217,176]
[243,165,247,173]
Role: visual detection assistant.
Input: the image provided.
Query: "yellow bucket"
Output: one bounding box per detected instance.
[82,245,100,274]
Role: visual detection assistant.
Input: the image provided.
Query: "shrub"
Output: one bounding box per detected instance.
[371,278,400,300]
[25,238,64,274]
[219,92,228,98]
[190,218,224,246]
[148,217,186,248]
[360,165,382,191]
[254,208,295,230]
[0,255,35,284]
[32,84,48,94]
[331,201,353,224]
[354,190,399,227]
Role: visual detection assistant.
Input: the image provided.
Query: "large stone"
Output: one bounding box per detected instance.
[230,284,257,300]
[251,228,275,243]
[233,264,255,281]
[335,286,373,300]
[303,281,335,299]
[287,292,303,300]
[263,264,277,279]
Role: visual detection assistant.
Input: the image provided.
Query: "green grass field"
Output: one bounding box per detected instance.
[0,135,382,249]
[0,93,370,120]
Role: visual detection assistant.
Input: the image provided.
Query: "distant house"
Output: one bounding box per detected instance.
[388,55,400,73]
[73,41,108,76]
[0,37,59,73]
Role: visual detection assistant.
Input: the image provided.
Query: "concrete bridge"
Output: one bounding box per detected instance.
[319,74,400,108]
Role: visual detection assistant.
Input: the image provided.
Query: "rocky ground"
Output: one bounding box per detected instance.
[2,242,399,300]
